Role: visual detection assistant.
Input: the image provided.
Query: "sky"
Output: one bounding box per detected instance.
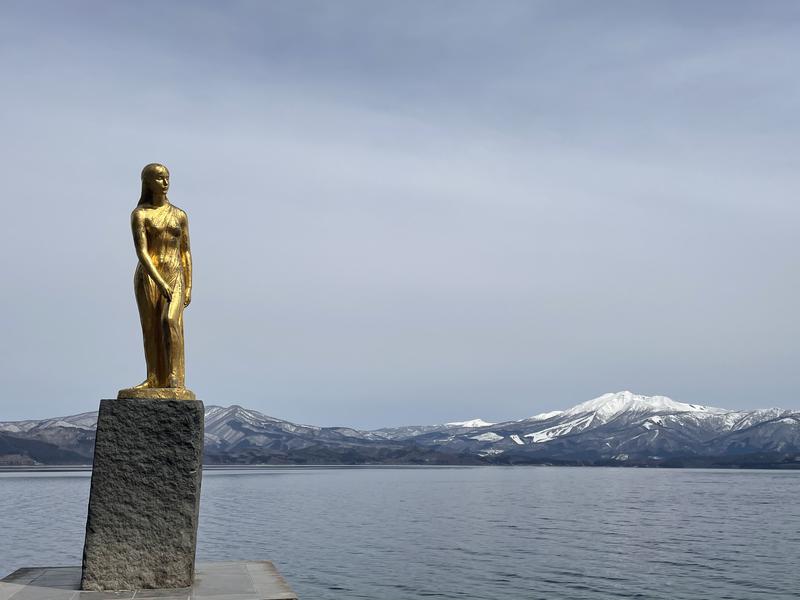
[1,0,799,428]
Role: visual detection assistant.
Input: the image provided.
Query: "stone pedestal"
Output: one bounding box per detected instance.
[80,398,205,591]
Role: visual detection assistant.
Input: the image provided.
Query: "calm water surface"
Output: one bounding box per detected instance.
[1,467,798,599]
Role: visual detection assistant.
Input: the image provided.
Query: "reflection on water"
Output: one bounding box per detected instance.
[1,467,799,599]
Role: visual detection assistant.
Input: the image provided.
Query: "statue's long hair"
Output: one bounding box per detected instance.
[137,163,169,206]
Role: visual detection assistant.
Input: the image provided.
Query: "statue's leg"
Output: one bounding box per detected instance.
[134,270,161,388]
[162,277,186,388]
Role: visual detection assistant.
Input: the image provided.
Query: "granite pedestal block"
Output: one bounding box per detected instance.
[80,399,204,591]
[1,562,298,599]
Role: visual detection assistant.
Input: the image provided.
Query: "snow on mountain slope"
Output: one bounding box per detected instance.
[524,414,596,443]
[0,411,98,433]
[525,410,564,422]
[203,405,314,446]
[470,432,503,442]
[563,391,726,421]
[518,391,742,444]
[446,418,495,428]
[373,418,496,440]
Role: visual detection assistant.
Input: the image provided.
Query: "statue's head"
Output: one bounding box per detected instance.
[138,163,170,206]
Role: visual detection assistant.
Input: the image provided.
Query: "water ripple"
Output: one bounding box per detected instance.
[1,467,799,599]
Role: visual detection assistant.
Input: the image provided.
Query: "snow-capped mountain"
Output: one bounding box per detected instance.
[0,410,98,464]
[1,392,798,467]
[407,391,800,463]
[0,411,98,433]
[563,391,724,420]
[0,405,411,465]
[202,404,391,452]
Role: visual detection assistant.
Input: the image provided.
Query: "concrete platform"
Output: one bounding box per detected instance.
[0,562,298,600]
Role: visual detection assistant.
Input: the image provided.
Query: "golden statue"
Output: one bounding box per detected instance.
[118,163,195,400]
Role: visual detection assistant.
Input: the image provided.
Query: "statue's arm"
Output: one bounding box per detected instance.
[132,210,171,300]
[181,211,192,307]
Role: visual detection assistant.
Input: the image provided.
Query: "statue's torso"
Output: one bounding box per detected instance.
[135,204,185,285]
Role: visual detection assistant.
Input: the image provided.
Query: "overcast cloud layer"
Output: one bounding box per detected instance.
[1,1,799,427]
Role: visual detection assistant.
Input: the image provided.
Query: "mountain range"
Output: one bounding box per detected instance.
[1,391,799,468]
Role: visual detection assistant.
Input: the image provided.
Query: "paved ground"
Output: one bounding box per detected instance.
[0,561,298,600]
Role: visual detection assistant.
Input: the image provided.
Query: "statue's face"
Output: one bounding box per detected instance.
[146,167,170,195]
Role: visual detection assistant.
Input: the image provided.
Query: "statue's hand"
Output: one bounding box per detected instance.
[184,288,192,307]
[159,282,173,303]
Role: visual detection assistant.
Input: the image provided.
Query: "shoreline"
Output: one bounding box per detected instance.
[2,463,799,473]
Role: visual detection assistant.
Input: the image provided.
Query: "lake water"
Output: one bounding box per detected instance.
[1,467,798,599]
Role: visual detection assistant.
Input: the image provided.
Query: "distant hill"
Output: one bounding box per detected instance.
[2,391,799,468]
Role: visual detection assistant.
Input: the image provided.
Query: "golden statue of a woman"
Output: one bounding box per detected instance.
[118,163,195,400]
